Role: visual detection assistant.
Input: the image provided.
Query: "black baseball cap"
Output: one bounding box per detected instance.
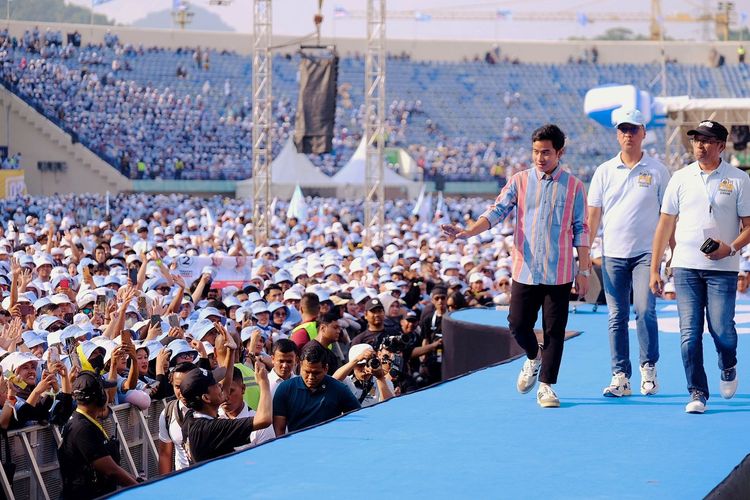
[73,371,116,401]
[431,286,448,298]
[687,120,728,142]
[365,298,385,313]
[179,368,216,404]
[404,311,419,322]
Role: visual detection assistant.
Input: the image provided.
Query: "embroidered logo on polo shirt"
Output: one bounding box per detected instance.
[637,172,652,187]
[719,179,734,195]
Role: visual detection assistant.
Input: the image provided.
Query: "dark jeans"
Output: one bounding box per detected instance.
[673,268,738,397]
[508,281,572,384]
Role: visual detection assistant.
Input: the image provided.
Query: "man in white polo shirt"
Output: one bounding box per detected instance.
[588,108,670,398]
[650,120,750,414]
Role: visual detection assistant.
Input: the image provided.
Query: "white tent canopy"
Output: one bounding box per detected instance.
[236,138,333,199]
[331,139,421,198]
[332,139,414,186]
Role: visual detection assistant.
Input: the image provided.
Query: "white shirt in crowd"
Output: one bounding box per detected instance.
[342,375,395,407]
[158,400,190,471]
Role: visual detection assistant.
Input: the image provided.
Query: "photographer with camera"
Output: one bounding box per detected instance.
[333,344,394,407]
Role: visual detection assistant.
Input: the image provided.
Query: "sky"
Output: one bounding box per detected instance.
[72,0,750,41]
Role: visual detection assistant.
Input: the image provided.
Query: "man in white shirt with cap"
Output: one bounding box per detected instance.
[651,119,750,414]
[587,108,670,398]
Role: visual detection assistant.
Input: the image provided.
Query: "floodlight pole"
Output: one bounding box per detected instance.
[363,0,386,247]
[252,0,273,244]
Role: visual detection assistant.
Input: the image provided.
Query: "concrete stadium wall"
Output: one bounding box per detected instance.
[2,20,745,65]
[0,86,132,195]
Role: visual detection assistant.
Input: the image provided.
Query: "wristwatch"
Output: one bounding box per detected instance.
[577,269,591,277]
[729,244,738,257]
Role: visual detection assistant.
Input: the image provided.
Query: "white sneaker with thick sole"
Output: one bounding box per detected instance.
[603,372,632,397]
[516,353,542,394]
[537,383,560,408]
[720,366,738,399]
[685,391,707,414]
[639,363,659,396]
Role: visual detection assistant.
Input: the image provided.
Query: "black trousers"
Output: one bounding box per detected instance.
[508,281,572,384]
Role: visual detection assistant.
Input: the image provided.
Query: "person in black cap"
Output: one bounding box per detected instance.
[651,119,750,414]
[179,360,271,464]
[58,371,137,500]
[417,286,448,385]
[349,297,388,347]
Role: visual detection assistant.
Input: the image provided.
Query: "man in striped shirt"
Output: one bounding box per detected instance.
[442,124,591,408]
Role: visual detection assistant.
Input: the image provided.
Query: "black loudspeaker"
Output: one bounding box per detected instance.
[294,47,338,155]
[730,125,750,151]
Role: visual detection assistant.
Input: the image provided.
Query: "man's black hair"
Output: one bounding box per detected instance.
[231,366,244,384]
[300,341,328,366]
[531,123,566,151]
[318,312,339,327]
[263,284,281,298]
[173,362,197,374]
[272,338,298,356]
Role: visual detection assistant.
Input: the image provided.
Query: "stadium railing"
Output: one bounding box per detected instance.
[0,399,166,500]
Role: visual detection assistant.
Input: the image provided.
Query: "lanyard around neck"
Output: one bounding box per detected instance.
[699,164,722,213]
[76,408,109,440]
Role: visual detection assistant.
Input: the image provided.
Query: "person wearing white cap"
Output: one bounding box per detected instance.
[0,352,73,429]
[587,108,669,399]
[332,343,394,407]
[466,272,495,307]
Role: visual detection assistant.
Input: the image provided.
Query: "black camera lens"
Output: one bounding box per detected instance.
[366,357,381,369]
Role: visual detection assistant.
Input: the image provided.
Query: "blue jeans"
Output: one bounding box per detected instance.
[602,253,659,378]
[673,268,738,398]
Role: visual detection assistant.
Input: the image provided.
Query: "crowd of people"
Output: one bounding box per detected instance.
[0,189,536,496]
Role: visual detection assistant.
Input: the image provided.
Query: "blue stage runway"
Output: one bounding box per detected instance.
[115,301,750,499]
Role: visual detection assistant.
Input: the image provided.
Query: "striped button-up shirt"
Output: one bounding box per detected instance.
[480,166,590,285]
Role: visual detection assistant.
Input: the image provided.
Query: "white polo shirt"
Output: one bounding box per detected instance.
[661,160,750,272]
[588,153,670,258]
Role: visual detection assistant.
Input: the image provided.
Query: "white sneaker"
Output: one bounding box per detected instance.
[516,350,542,394]
[720,366,738,399]
[603,372,632,397]
[685,391,707,414]
[639,363,659,396]
[537,383,560,408]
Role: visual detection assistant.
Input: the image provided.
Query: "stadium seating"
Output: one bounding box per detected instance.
[1,32,748,182]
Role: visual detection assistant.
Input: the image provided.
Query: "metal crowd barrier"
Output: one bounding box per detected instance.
[0,399,167,500]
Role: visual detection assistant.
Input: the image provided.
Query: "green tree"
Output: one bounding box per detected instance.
[0,0,113,25]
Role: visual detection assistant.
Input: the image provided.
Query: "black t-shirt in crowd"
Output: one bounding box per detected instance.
[350,329,387,349]
[181,411,255,463]
[58,412,120,500]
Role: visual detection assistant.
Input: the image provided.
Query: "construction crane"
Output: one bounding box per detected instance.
[345,0,736,41]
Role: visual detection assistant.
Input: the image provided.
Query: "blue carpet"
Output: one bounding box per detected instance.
[115,301,750,499]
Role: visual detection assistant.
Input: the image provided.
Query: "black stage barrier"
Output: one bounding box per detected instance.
[706,453,750,499]
[442,308,580,379]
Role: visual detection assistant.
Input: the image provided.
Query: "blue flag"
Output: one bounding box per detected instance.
[92,0,114,5]
[576,12,588,27]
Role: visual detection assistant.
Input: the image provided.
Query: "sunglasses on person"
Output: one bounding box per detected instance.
[690,137,722,146]
[617,124,640,135]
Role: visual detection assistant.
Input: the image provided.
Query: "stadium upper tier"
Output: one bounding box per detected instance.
[1,33,749,182]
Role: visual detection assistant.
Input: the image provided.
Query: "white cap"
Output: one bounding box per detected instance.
[612,108,645,127]
[348,343,374,365]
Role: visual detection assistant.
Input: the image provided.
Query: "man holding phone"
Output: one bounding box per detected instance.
[650,120,750,414]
